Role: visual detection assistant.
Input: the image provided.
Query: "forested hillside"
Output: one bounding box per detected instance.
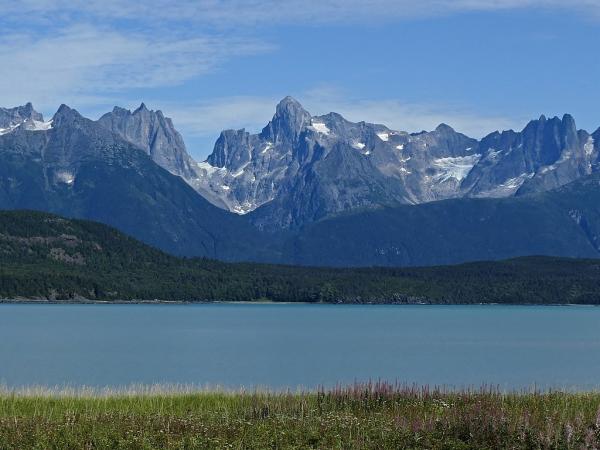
[1,210,599,304]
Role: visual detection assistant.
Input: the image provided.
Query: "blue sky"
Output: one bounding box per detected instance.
[1,1,599,159]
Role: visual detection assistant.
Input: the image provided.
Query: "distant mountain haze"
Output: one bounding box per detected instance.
[94,97,599,229]
[0,98,599,266]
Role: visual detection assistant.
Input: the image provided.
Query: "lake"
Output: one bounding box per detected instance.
[1,303,600,391]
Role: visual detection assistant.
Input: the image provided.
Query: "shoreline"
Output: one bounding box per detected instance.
[0,298,597,306]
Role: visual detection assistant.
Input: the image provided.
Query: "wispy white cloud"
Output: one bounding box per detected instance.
[4,0,600,26]
[0,24,272,113]
[1,0,596,113]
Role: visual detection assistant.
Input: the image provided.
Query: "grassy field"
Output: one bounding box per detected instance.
[0,383,599,449]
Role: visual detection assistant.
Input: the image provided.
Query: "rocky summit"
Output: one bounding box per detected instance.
[0,103,51,135]
[97,103,197,180]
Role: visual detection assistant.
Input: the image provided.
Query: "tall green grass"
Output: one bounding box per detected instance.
[0,382,599,449]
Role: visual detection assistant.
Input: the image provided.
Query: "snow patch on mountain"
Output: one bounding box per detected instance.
[232,201,257,215]
[232,162,250,178]
[0,123,21,136]
[432,154,481,182]
[585,137,595,156]
[56,170,75,185]
[309,121,330,135]
[484,148,502,161]
[196,161,225,176]
[476,173,534,198]
[261,142,274,154]
[28,120,53,131]
[0,119,53,135]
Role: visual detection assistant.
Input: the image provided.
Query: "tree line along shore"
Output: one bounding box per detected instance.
[1,210,600,304]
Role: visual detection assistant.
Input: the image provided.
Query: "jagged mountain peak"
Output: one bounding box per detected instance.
[110,106,131,116]
[109,103,160,117]
[436,123,453,130]
[520,113,579,152]
[97,102,196,180]
[0,102,41,116]
[464,111,594,199]
[434,123,456,134]
[130,102,167,119]
[99,103,178,139]
[525,113,577,129]
[276,96,306,113]
[51,104,85,127]
[20,102,38,116]
[535,113,576,124]
[134,102,149,113]
[272,96,311,126]
[317,111,338,120]
[261,96,312,143]
[0,103,44,130]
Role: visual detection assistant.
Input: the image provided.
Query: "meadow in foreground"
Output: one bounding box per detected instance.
[1,382,599,449]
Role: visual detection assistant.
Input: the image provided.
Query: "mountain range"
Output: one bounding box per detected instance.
[191,97,599,230]
[0,98,599,266]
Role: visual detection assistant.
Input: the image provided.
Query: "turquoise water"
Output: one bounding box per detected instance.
[1,303,600,390]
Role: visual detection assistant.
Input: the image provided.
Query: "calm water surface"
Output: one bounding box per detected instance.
[1,303,600,390]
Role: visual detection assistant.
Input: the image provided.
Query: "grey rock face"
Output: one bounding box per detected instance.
[97,103,197,180]
[259,96,312,144]
[463,114,597,198]
[0,103,43,126]
[197,97,314,215]
[0,103,47,134]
